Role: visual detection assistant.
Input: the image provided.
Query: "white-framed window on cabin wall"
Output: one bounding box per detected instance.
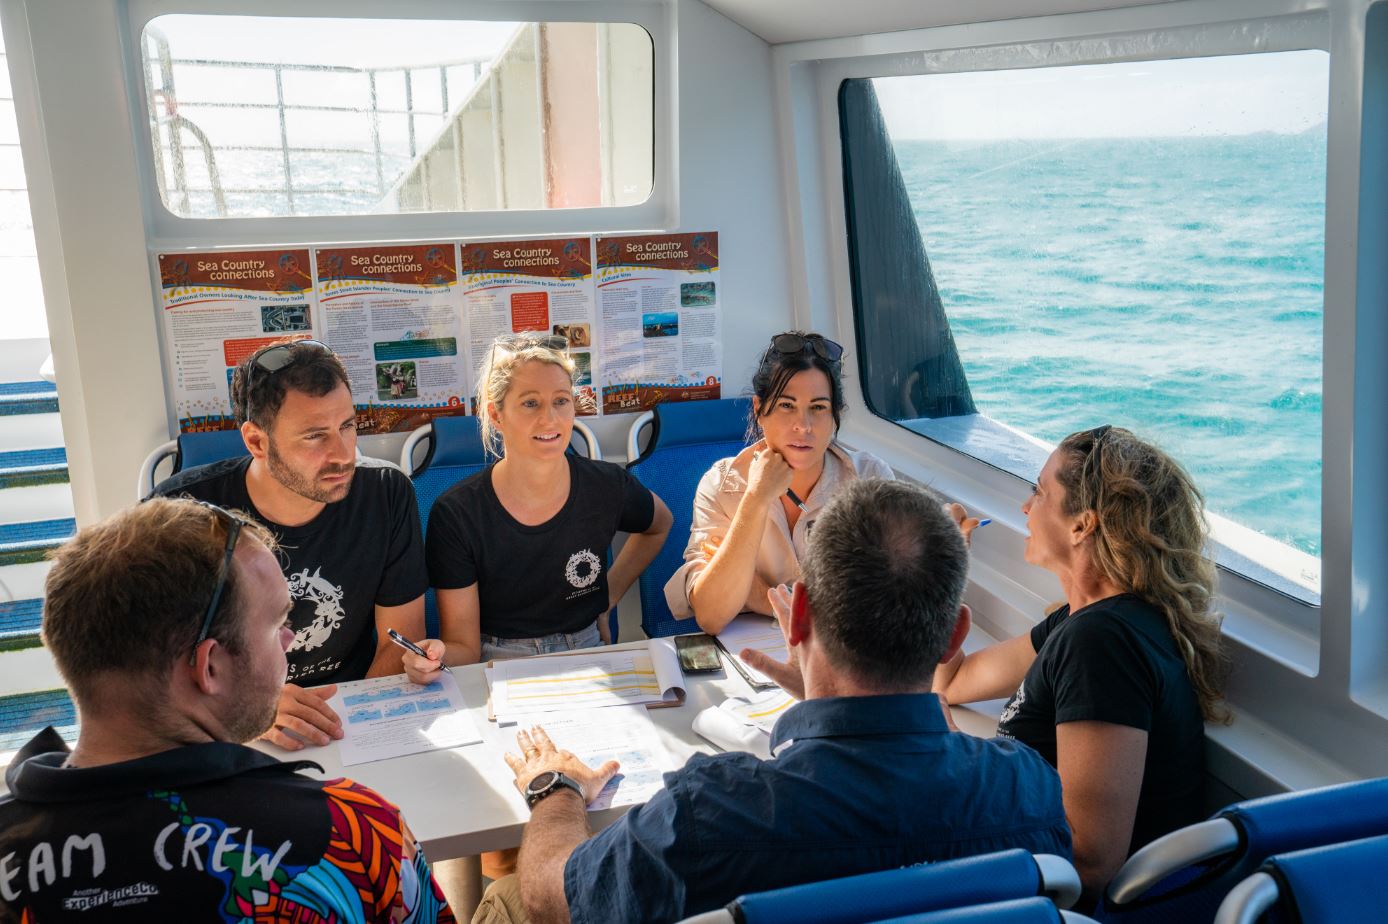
[138,14,655,221]
[840,51,1329,617]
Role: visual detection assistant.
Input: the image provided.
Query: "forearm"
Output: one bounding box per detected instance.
[689,495,773,633]
[518,791,591,924]
[369,599,427,678]
[1071,837,1127,897]
[934,635,1037,704]
[366,640,405,678]
[934,652,1012,703]
[607,530,667,605]
[438,638,482,667]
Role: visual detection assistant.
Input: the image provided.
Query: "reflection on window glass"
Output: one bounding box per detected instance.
[847,51,1327,593]
[141,16,654,218]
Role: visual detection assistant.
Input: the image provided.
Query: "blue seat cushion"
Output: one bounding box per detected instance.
[628,398,753,638]
[1265,833,1388,923]
[733,849,1042,924]
[176,429,249,470]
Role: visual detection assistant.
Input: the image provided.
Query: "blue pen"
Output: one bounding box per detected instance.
[976,518,992,527]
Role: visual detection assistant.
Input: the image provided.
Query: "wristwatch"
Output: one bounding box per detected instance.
[524,770,584,809]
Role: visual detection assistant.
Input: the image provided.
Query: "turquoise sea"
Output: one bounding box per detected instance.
[894,133,1326,555]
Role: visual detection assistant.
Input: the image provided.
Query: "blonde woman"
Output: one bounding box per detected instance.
[933,426,1226,898]
[403,333,672,681]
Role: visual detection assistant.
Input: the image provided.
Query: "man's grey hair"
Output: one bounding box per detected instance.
[802,478,969,689]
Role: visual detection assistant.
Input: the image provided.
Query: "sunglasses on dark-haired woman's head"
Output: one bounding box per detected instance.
[242,339,333,424]
[769,333,844,363]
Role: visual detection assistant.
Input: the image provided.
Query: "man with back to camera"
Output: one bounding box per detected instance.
[474,478,1072,924]
[151,340,428,751]
[0,497,454,922]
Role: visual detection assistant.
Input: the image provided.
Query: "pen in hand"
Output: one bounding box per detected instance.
[785,488,808,511]
[387,628,452,674]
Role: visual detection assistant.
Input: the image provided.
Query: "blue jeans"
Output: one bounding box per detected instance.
[481,621,603,661]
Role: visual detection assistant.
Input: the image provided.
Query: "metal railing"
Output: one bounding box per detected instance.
[142,27,493,217]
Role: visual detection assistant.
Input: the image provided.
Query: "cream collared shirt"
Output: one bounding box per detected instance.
[664,440,894,619]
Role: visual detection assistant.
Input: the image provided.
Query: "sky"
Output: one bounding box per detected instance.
[873,50,1329,139]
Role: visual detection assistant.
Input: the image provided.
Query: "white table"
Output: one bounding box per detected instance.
[266,637,1004,853]
[264,641,760,861]
[3,640,1003,914]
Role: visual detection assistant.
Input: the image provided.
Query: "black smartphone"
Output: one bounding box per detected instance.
[675,633,722,673]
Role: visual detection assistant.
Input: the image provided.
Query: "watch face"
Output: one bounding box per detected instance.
[526,770,558,795]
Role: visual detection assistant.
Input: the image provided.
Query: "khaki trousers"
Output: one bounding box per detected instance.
[470,874,531,924]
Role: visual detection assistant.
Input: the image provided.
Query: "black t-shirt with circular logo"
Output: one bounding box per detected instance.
[994,593,1206,855]
[426,456,656,639]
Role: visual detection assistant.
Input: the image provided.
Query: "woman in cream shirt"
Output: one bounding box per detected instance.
[665,332,895,633]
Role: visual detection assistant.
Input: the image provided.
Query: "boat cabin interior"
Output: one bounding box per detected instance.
[0,0,1385,916]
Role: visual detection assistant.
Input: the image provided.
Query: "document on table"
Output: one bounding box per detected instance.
[531,705,678,811]
[327,673,482,766]
[692,688,797,760]
[715,614,788,689]
[490,639,685,721]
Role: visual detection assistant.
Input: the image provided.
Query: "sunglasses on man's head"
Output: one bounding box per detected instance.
[242,339,333,424]
[189,501,252,664]
[770,333,844,363]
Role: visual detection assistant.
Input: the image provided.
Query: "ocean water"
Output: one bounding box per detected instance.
[894,133,1326,556]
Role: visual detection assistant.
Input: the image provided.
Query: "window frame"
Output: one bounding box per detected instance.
[773,0,1388,789]
[123,0,675,249]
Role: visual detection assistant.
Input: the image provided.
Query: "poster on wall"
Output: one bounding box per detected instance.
[595,232,721,415]
[156,248,318,432]
[458,237,598,415]
[315,243,469,434]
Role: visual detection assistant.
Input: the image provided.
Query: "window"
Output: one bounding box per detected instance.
[842,51,1328,603]
[0,26,46,339]
[140,15,654,218]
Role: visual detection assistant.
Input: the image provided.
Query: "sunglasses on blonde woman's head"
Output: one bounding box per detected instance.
[1082,425,1114,506]
[495,332,569,352]
[769,333,844,363]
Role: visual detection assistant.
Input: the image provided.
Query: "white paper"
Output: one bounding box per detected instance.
[594,232,722,415]
[328,673,482,766]
[458,237,599,416]
[692,688,795,761]
[716,614,788,688]
[314,243,470,434]
[719,687,797,733]
[527,705,677,811]
[155,248,318,432]
[492,639,685,720]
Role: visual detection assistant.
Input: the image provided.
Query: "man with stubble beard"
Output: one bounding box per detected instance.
[152,341,427,751]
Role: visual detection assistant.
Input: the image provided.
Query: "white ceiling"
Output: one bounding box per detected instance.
[697,0,1174,45]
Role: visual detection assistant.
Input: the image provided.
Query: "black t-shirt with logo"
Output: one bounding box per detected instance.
[426,456,656,639]
[152,456,428,685]
[994,593,1206,854]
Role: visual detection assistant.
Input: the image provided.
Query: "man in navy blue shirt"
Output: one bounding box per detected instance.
[479,478,1071,924]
